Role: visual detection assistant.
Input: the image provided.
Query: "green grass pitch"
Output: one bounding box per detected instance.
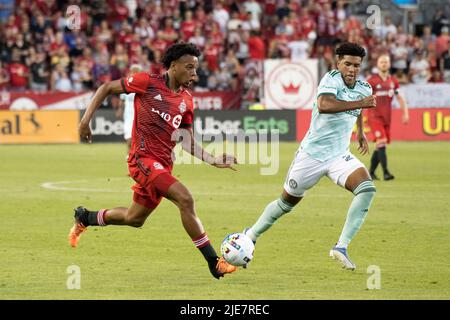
[0,141,449,299]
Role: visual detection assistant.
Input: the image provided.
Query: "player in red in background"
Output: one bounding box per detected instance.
[70,43,238,279]
[367,54,409,181]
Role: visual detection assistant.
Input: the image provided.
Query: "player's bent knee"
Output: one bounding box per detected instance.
[353,180,377,196]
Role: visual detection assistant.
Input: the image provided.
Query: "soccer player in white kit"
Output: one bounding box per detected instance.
[120,64,143,152]
[245,43,377,270]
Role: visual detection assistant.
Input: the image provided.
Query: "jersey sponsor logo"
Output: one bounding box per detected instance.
[375,90,395,97]
[153,162,164,170]
[154,94,163,101]
[151,107,183,129]
[126,76,134,86]
[172,114,182,128]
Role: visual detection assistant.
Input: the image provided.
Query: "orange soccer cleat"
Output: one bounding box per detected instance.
[68,207,89,247]
[209,256,237,279]
[68,222,87,247]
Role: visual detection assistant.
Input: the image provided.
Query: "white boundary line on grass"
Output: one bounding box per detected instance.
[41,179,127,193]
[39,178,446,198]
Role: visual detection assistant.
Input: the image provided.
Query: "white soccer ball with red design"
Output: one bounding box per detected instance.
[220,232,255,267]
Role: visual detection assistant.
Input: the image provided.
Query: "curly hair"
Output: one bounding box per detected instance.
[161,42,201,69]
[335,42,366,59]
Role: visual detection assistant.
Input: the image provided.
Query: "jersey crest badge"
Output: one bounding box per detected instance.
[179,100,186,113]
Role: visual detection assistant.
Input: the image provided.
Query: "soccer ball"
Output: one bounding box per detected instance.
[220,232,255,267]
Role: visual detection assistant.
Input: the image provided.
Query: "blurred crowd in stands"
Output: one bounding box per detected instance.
[0,0,449,94]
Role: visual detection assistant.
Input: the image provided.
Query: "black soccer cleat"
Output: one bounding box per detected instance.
[383,172,395,181]
[74,206,90,225]
[370,172,379,180]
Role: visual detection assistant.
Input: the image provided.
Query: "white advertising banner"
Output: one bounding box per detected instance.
[264,59,318,110]
[401,84,450,108]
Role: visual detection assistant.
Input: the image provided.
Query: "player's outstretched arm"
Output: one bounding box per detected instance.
[179,127,237,171]
[318,94,376,114]
[79,80,125,143]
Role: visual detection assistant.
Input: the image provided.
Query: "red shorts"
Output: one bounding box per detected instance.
[128,155,177,209]
[368,118,390,145]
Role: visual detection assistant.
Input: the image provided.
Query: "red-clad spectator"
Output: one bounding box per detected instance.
[8,49,29,91]
[150,50,164,75]
[204,39,220,72]
[298,7,316,39]
[180,10,196,41]
[210,24,224,50]
[317,2,337,44]
[203,13,221,37]
[160,17,178,47]
[35,0,57,16]
[263,0,276,16]
[152,32,168,54]
[194,6,207,25]
[117,21,134,46]
[79,47,95,72]
[288,0,302,13]
[436,27,449,59]
[49,31,68,57]
[128,34,142,61]
[248,31,266,60]
[111,0,129,30]
[0,61,10,91]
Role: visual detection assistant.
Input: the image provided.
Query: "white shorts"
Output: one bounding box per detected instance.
[123,106,134,140]
[283,150,365,197]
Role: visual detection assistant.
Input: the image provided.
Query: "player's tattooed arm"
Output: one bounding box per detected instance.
[79,80,125,142]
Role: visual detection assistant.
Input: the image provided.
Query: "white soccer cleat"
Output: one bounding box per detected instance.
[329,245,356,271]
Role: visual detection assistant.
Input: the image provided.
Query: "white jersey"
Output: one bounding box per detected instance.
[120,93,135,140]
[300,70,372,162]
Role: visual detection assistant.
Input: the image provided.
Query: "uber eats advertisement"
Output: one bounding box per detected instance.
[85,109,297,142]
[194,110,297,141]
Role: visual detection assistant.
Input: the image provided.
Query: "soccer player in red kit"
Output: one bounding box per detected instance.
[367,54,409,180]
[69,43,238,279]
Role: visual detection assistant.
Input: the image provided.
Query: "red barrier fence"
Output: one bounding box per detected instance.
[296,108,450,142]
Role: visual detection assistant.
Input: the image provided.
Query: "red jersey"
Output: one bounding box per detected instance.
[367,74,399,124]
[121,72,194,167]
